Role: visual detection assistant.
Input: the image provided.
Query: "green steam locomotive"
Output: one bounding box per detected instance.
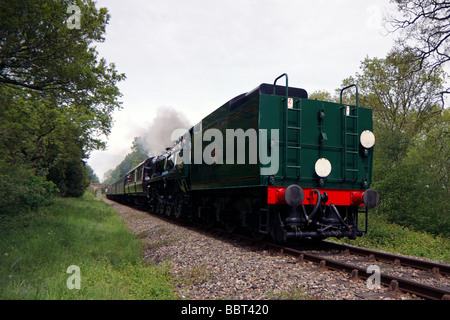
[107,74,379,242]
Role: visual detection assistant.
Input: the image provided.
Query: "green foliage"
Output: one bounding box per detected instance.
[0,0,125,101]
[48,159,90,198]
[355,48,445,135]
[0,192,176,299]
[0,0,125,202]
[0,0,125,155]
[315,47,449,237]
[0,160,58,215]
[336,213,450,263]
[375,110,450,236]
[336,48,449,237]
[308,90,338,103]
[103,137,148,183]
[86,165,100,183]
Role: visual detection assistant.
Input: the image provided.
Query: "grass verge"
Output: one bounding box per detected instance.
[333,213,450,263]
[0,192,176,299]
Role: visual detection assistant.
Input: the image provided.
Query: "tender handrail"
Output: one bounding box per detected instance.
[273,73,289,99]
[339,84,359,107]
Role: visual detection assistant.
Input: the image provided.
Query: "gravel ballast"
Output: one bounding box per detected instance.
[105,198,419,300]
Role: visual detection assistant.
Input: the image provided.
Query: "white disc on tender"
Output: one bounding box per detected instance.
[360,130,375,148]
[315,158,332,178]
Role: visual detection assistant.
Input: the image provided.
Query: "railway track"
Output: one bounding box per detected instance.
[324,241,450,277]
[194,223,450,300]
[268,242,450,300]
[107,199,450,300]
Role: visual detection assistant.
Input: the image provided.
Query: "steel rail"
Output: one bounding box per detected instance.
[323,241,450,277]
[272,244,450,300]
[106,199,450,300]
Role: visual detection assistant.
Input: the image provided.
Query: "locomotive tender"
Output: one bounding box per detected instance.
[107,74,379,242]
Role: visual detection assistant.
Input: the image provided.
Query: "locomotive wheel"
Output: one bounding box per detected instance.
[174,196,182,219]
[165,203,173,217]
[205,213,215,228]
[251,230,265,242]
[148,200,155,213]
[157,202,165,215]
[224,220,237,233]
[222,207,237,233]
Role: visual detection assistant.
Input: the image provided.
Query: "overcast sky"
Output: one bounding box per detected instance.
[88,0,398,181]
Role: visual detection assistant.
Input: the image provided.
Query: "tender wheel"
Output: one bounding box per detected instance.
[205,213,215,228]
[270,212,286,243]
[174,196,182,219]
[224,220,237,233]
[251,230,266,242]
[165,203,173,217]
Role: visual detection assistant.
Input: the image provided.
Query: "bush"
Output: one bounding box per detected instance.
[47,159,90,198]
[336,213,450,263]
[372,115,449,238]
[376,152,450,237]
[0,160,58,215]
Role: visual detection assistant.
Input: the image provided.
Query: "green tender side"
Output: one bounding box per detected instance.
[190,92,261,189]
[190,87,374,191]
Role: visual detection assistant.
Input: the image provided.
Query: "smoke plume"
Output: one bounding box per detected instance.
[140,106,192,156]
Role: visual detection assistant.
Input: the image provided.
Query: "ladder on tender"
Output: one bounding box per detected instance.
[340,85,359,182]
[285,105,302,179]
[273,73,302,180]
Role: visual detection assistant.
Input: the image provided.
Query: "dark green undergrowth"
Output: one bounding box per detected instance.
[0,192,176,299]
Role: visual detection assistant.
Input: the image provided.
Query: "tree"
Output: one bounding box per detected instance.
[86,165,100,184]
[0,159,58,214]
[377,109,450,236]
[102,137,149,184]
[0,0,125,200]
[0,0,125,153]
[356,47,445,136]
[338,48,445,171]
[308,90,337,103]
[339,48,449,236]
[48,159,89,198]
[387,0,450,98]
